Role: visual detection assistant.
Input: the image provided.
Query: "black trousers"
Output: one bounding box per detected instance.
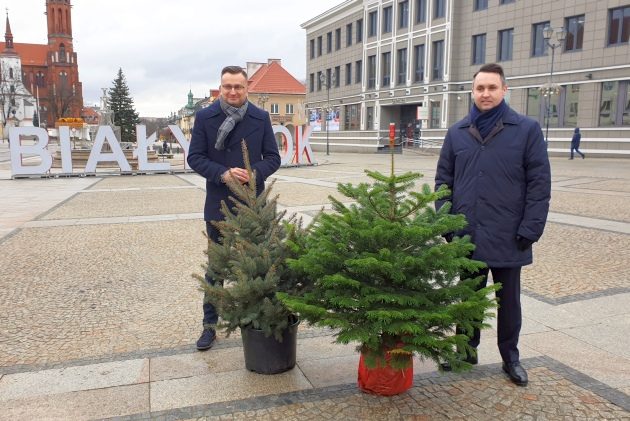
[202,222,221,326]
[460,266,522,364]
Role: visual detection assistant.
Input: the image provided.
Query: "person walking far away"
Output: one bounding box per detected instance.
[435,63,551,386]
[187,65,281,350]
[570,127,585,159]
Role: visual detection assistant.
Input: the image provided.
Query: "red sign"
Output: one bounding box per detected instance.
[389,123,396,146]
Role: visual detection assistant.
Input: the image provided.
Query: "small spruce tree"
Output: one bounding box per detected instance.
[279,154,499,371]
[108,68,140,143]
[194,141,305,341]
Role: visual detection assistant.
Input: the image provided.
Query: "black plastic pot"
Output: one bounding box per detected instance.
[241,315,300,374]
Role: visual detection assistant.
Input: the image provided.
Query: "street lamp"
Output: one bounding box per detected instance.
[319,72,336,155]
[541,25,566,146]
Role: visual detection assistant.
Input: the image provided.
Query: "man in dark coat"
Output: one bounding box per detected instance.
[187,65,281,350]
[435,63,551,386]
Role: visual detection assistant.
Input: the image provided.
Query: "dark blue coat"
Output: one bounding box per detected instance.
[187,100,280,222]
[435,107,551,268]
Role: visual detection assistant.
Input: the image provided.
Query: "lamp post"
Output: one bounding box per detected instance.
[319,72,336,155]
[541,25,566,146]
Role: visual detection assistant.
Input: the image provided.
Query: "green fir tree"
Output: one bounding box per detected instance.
[108,68,140,143]
[280,154,499,371]
[194,141,306,341]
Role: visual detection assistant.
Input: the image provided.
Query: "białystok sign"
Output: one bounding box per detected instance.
[9,124,316,177]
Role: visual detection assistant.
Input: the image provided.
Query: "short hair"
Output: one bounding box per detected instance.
[473,63,506,85]
[221,65,247,79]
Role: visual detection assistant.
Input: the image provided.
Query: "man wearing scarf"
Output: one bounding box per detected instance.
[435,63,551,386]
[188,66,281,351]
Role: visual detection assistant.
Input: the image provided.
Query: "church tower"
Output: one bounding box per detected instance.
[45,0,83,122]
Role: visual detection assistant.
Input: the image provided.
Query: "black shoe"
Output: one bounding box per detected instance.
[440,351,478,372]
[196,328,216,351]
[502,362,528,386]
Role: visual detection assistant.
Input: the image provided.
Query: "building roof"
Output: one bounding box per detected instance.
[0,42,47,66]
[248,60,305,95]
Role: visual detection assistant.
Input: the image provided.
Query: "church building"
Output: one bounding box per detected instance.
[0,0,83,129]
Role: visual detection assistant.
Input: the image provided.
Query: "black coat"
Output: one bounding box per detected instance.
[187,100,281,222]
[435,107,551,267]
[571,130,581,148]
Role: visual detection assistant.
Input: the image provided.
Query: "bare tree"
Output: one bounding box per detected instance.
[0,65,19,139]
[49,72,78,122]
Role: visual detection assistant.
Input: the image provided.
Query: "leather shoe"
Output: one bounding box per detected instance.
[196,328,216,351]
[440,350,478,372]
[502,361,528,386]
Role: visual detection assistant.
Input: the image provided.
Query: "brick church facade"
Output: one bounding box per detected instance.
[0,0,83,128]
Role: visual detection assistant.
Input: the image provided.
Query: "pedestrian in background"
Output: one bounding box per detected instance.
[570,127,585,159]
[435,63,551,387]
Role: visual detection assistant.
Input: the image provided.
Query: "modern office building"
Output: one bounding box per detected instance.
[302,0,630,155]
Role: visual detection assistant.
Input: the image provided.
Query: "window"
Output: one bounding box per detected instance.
[334,66,341,87]
[397,48,407,85]
[368,55,376,88]
[565,15,584,51]
[608,6,630,45]
[317,36,322,56]
[399,1,409,29]
[9,68,13,79]
[599,81,630,126]
[356,60,363,83]
[416,0,427,23]
[434,0,445,19]
[564,84,580,128]
[357,19,363,42]
[335,28,341,50]
[317,71,322,90]
[473,0,488,11]
[368,11,378,37]
[498,28,514,61]
[344,104,360,130]
[36,72,45,87]
[310,39,315,59]
[346,63,352,85]
[500,0,515,4]
[432,40,444,80]
[414,44,425,82]
[10,85,15,93]
[472,33,486,65]
[526,88,543,122]
[286,104,294,114]
[59,44,66,63]
[382,51,392,86]
[430,100,441,128]
[327,32,332,53]
[383,6,393,33]
[309,73,314,92]
[366,106,374,129]
[326,68,332,87]
[532,21,550,56]
[271,104,279,114]
[528,84,582,127]
[346,23,353,46]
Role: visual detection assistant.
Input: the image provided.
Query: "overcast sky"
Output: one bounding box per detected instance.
[6,0,342,117]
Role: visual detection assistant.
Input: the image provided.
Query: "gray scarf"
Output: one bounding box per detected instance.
[216,97,248,150]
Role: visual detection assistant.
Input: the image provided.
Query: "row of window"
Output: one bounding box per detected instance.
[314,80,630,131]
[267,103,294,115]
[310,18,363,59]
[309,39,446,92]
[526,81,630,128]
[310,4,628,64]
